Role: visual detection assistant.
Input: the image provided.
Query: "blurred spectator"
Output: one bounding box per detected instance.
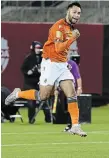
[21,41,52,124]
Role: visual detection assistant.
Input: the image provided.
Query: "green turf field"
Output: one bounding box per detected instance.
[1,105,109,158]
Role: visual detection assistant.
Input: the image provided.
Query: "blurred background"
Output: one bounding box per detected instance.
[1,1,109,124]
[1,0,109,23]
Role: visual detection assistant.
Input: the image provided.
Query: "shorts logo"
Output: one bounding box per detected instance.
[1,37,9,73]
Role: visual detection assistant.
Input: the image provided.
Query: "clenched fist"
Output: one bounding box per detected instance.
[72,29,80,39]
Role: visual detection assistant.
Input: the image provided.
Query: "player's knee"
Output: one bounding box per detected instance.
[39,85,53,101]
[40,93,47,101]
[67,96,77,103]
[40,91,50,101]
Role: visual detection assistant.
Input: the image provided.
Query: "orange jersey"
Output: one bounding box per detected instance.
[42,19,77,62]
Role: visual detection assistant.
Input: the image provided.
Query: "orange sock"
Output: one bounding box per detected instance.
[18,89,36,100]
[68,102,79,125]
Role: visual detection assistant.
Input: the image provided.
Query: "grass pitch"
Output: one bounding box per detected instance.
[1,105,109,158]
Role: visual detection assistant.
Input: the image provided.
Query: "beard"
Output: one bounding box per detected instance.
[72,18,78,24]
[68,14,78,25]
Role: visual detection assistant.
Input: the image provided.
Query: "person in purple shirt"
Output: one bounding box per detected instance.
[67,59,82,96]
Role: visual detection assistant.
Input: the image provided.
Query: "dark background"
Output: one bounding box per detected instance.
[2,22,108,96]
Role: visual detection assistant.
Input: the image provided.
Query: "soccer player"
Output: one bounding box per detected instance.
[5,2,87,137]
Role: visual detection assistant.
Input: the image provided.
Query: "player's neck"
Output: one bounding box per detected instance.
[65,16,71,25]
[65,17,74,29]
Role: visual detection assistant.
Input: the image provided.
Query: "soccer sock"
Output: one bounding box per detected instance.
[67,97,79,125]
[17,89,37,100]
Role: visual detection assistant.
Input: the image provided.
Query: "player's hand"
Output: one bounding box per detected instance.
[72,29,80,39]
[77,87,82,96]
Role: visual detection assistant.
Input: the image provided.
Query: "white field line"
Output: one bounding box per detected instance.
[2,141,109,147]
[1,130,109,135]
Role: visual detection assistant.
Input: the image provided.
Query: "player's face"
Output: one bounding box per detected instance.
[68,6,81,24]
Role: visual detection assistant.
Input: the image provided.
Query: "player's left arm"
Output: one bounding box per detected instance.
[52,24,80,53]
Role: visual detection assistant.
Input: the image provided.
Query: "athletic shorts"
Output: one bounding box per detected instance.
[40,58,75,86]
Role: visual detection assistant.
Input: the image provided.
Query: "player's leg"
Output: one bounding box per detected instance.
[5,88,37,105]
[5,58,56,105]
[60,80,87,137]
[60,80,79,125]
[5,84,54,106]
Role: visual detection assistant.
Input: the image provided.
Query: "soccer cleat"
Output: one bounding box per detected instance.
[70,125,87,137]
[63,124,72,132]
[5,88,21,105]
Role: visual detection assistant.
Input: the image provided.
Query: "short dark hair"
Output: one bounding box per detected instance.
[67,1,81,10]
